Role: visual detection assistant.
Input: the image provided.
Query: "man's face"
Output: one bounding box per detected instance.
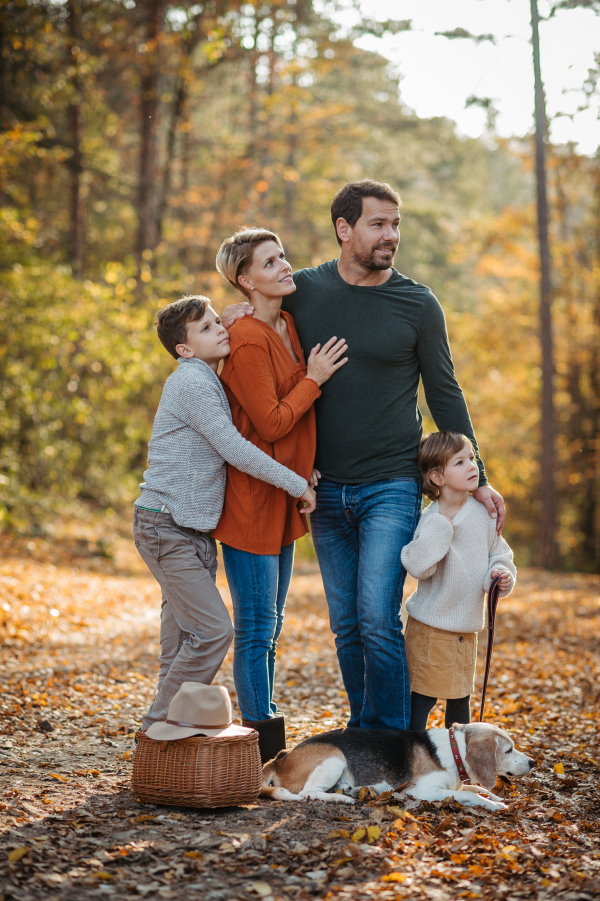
[340,197,400,270]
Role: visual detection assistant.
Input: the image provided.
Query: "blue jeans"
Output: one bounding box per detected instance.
[310,477,421,730]
[221,542,295,722]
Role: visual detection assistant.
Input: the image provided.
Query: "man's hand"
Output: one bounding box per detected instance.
[222,301,254,330]
[299,485,317,513]
[309,468,321,488]
[471,485,505,534]
[491,569,511,591]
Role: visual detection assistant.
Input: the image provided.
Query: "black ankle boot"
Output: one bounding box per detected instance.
[242,715,286,764]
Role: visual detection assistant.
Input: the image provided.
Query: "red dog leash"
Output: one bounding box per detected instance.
[478,574,503,722]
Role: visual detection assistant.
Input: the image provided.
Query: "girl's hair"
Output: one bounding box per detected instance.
[155,295,209,360]
[418,430,472,501]
[216,227,284,298]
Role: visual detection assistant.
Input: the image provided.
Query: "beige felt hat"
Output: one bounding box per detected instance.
[145,683,253,741]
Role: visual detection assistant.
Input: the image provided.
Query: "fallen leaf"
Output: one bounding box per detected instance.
[327,829,350,839]
[8,846,30,863]
[381,872,408,883]
[246,882,272,897]
[351,828,366,843]
[554,762,564,774]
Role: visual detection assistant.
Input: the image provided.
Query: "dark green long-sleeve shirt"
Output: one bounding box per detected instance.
[282,260,486,486]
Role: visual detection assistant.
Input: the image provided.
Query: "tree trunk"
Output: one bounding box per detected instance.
[67,0,84,279]
[135,0,164,273]
[530,0,557,568]
[592,156,600,570]
[156,77,185,244]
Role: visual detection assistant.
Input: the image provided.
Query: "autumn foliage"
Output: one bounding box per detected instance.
[0,6,599,571]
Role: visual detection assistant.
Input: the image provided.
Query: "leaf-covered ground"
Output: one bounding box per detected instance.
[0,522,599,901]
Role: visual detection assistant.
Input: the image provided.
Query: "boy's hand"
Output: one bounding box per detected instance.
[491,569,511,591]
[309,468,321,488]
[222,302,254,330]
[299,485,316,513]
[471,484,505,534]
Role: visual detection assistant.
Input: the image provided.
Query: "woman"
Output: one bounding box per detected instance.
[214,227,347,762]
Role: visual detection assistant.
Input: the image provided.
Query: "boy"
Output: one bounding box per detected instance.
[401,431,516,731]
[133,295,315,732]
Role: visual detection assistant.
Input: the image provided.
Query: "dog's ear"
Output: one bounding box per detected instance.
[464,734,498,789]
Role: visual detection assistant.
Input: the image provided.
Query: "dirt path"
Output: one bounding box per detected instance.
[0,530,599,900]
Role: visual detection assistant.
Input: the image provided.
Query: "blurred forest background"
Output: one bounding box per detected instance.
[1,0,600,571]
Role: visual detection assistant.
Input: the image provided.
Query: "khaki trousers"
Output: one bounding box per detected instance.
[133,507,233,731]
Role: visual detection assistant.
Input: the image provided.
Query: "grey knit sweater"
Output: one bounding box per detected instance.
[401,496,516,632]
[136,357,308,530]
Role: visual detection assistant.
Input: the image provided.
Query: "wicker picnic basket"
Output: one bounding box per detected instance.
[131,729,262,808]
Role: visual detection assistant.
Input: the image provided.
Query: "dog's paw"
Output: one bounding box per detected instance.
[479,796,507,812]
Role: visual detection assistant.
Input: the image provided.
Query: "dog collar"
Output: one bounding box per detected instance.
[448,727,469,783]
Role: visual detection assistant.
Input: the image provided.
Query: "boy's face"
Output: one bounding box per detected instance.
[439,441,479,493]
[176,306,230,368]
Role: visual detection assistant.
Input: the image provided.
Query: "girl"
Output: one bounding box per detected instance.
[401,430,516,731]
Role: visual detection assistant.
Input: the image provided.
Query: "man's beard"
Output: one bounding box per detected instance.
[355,243,398,271]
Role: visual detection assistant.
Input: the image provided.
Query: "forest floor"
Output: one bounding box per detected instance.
[0,518,599,901]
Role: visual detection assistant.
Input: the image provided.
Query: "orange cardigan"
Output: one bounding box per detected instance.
[213,312,320,555]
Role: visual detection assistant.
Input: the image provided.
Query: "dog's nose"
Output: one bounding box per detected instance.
[527,757,535,769]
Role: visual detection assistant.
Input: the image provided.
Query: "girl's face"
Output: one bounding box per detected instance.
[239,240,296,300]
[438,441,479,493]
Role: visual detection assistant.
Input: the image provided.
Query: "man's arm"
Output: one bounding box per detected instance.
[417,292,506,533]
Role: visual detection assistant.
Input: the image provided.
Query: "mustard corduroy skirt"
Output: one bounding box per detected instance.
[405,615,478,699]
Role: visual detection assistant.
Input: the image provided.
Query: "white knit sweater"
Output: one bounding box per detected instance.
[401,496,516,632]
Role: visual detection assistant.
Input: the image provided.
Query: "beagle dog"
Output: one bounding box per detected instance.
[261,722,534,811]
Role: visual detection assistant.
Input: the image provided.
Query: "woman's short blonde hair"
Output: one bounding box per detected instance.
[418,430,472,501]
[216,227,284,298]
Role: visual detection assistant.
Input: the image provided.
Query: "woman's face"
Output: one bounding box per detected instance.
[240,240,296,300]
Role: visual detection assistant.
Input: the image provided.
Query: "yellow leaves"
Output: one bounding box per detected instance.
[184,851,202,859]
[366,825,382,843]
[450,853,468,864]
[554,762,564,774]
[350,825,381,844]
[131,815,156,823]
[326,829,349,839]
[468,864,487,876]
[381,872,408,883]
[50,773,69,782]
[8,846,30,863]
[387,805,405,818]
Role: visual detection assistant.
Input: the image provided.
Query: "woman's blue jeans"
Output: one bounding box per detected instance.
[221,542,295,722]
[310,477,421,731]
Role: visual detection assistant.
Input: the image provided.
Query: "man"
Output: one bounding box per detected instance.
[222,179,505,732]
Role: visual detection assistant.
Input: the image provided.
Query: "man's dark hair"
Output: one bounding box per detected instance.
[155,295,210,360]
[330,180,401,246]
